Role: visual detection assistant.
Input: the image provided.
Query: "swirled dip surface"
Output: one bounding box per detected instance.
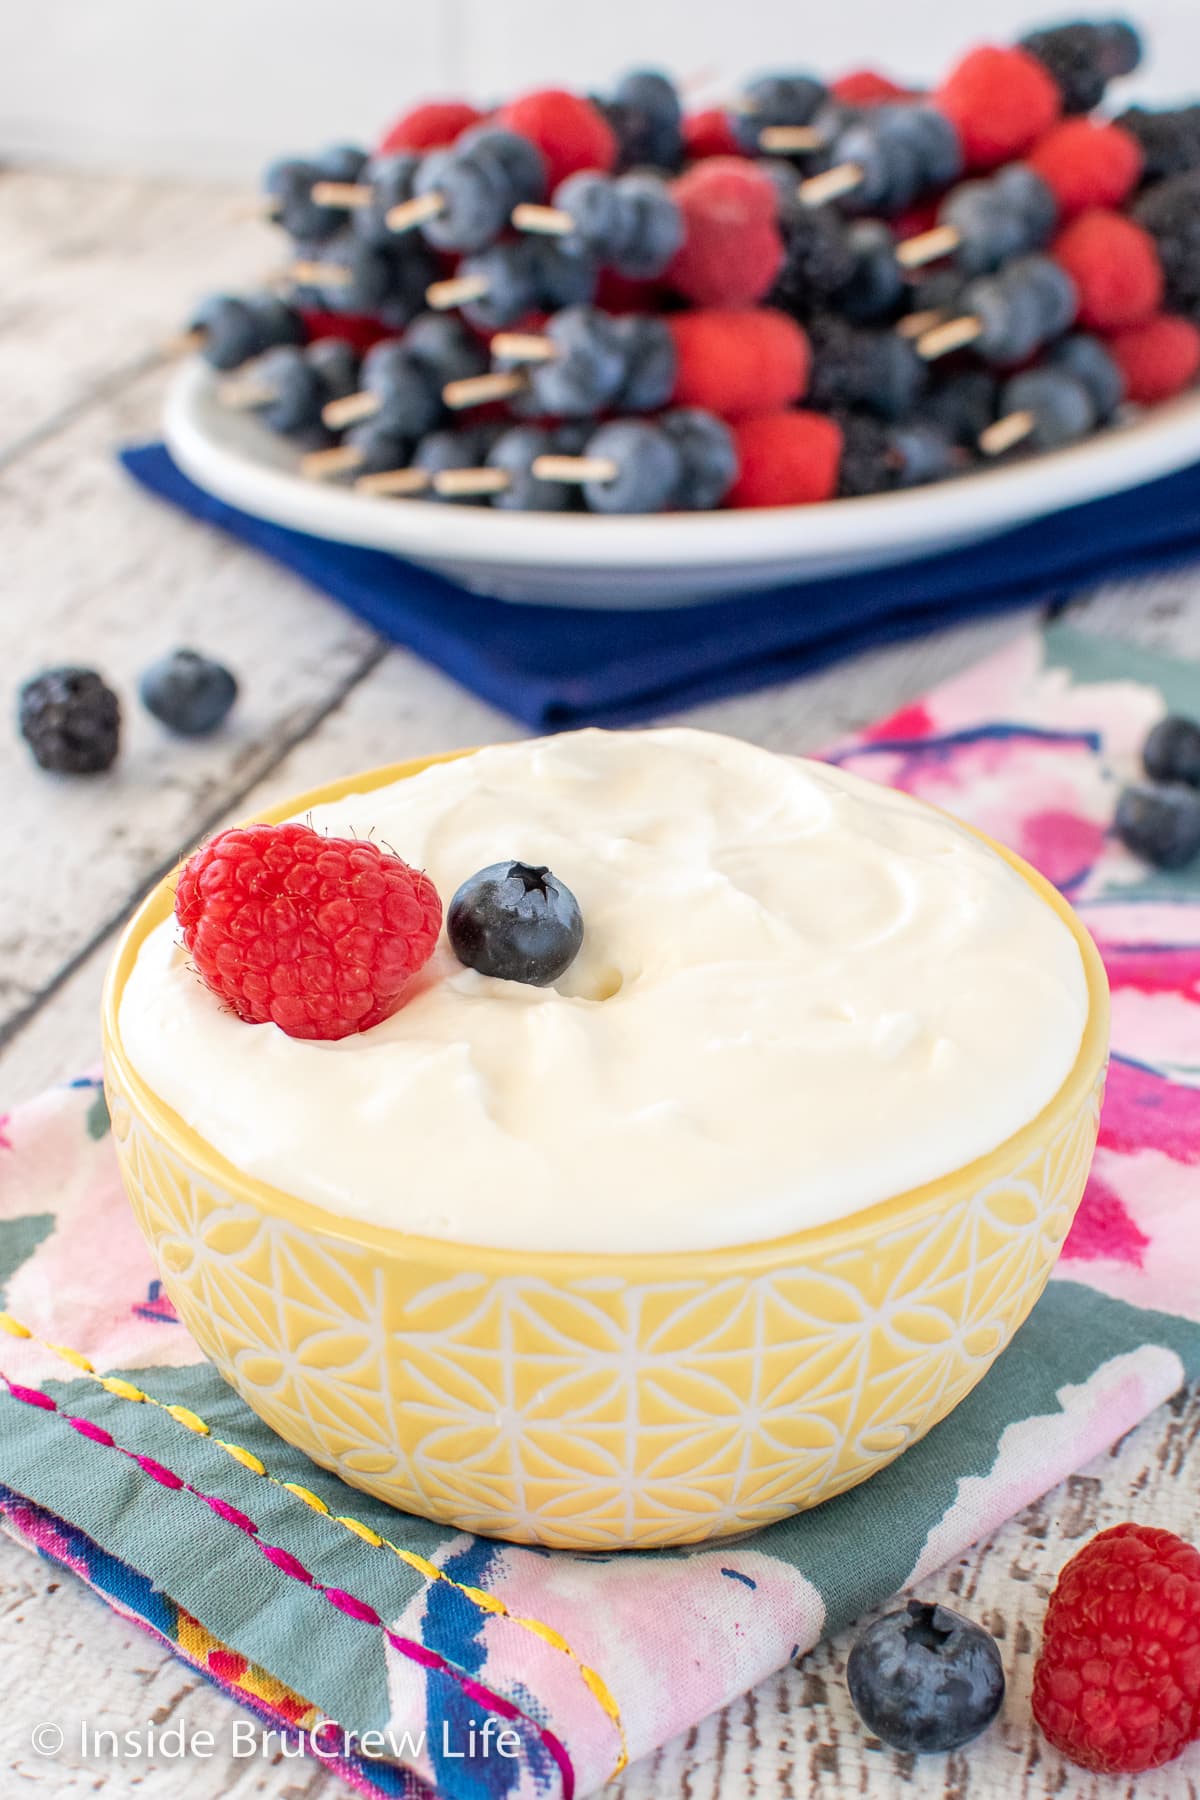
[120,728,1089,1251]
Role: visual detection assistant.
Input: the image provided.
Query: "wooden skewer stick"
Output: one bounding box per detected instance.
[896,308,948,340]
[426,273,492,311]
[164,326,207,358]
[229,197,277,223]
[356,468,434,497]
[896,223,962,270]
[310,180,373,208]
[511,201,575,235]
[301,444,368,480]
[433,467,512,497]
[219,377,278,411]
[289,260,353,286]
[384,192,445,233]
[322,390,381,429]
[797,161,865,207]
[758,125,824,153]
[979,410,1036,456]
[490,332,558,363]
[443,370,528,409]
[530,454,620,484]
[916,315,982,361]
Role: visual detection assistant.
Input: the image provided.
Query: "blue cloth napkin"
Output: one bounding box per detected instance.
[121,443,1200,729]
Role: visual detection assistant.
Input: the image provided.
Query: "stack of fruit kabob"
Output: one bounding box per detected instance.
[186,16,1200,513]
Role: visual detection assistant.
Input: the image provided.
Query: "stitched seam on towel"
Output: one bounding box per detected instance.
[0,1308,626,1777]
[0,1373,577,1800]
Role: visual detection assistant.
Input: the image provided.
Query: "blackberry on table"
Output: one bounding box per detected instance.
[19,667,120,774]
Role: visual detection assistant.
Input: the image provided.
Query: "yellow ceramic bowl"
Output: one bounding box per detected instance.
[102,752,1110,1551]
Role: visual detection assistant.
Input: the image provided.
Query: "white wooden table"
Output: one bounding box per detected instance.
[1,165,1198,1800]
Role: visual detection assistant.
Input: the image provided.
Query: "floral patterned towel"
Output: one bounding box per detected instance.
[2,621,1199,1800]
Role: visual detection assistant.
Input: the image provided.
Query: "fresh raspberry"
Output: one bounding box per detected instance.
[667,158,783,306]
[1032,1523,1200,1774]
[298,311,396,356]
[498,90,618,189]
[174,822,442,1041]
[1108,314,1200,404]
[681,108,744,160]
[936,45,1061,171]
[378,101,483,154]
[669,308,809,418]
[1053,209,1164,331]
[727,411,843,507]
[1027,118,1144,218]
[832,69,914,105]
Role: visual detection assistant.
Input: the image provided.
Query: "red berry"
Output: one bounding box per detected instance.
[1033,1524,1200,1774]
[727,412,842,507]
[174,822,442,1041]
[936,45,1061,171]
[378,101,483,154]
[893,197,941,239]
[681,107,744,160]
[594,268,665,314]
[298,311,397,356]
[1054,209,1163,332]
[667,158,782,305]
[498,89,617,189]
[1028,118,1144,218]
[1108,314,1200,404]
[832,69,914,105]
[669,308,809,418]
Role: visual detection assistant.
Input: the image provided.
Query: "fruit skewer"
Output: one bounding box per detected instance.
[977,316,1200,455]
[351,404,961,510]
[433,304,810,422]
[271,74,683,243]
[896,117,1145,274]
[281,232,440,326]
[357,412,738,512]
[218,340,361,443]
[323,91,619,250]
[223,315,486,475]
[788,23,1141,217]
[445,301,931,426]
[511,158,785,305]
[916,198,1200,364]
[180,293,305,370]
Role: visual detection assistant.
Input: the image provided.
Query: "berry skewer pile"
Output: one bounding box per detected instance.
[179,13,1200,514]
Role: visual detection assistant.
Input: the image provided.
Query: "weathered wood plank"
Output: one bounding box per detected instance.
[0,360,385,1043]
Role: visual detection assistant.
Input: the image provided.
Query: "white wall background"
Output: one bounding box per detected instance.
[1,0,1198,182]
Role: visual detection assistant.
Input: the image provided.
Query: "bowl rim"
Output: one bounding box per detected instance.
[168,361,1200,575]
[102,748,1110,1279]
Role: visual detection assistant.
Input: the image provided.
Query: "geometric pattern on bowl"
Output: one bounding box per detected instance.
[103,753,1109,1549]
[106,1061,1103,1551]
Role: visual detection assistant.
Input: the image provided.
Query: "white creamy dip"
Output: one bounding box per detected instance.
[119,728,1089,1252]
